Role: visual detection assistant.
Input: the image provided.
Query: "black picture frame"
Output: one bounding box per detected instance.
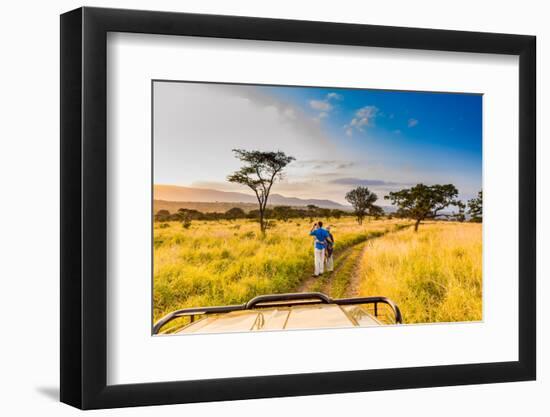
[60,6,536,410]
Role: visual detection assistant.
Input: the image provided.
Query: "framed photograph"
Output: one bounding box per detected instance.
[60,7,536,409]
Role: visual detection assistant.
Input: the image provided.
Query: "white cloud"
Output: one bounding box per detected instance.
[408,118,419,127]
[355,105,378,127]
[344,105,379,136]
[326,92,343,101]
[309,99,332,112]
[309,92,344,120]
[292,159,355,170]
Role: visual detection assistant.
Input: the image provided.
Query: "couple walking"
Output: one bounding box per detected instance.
[309,221,335,277]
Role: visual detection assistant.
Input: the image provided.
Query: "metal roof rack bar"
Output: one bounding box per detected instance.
[153,292,402,334]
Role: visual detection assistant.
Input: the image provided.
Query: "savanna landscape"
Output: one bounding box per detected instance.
[152,81,483,332]
[153,214,482,326]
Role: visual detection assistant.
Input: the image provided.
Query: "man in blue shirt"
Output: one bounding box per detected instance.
[309,221,330,277]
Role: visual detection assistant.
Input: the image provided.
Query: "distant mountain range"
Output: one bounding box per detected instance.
[154,184,349,210]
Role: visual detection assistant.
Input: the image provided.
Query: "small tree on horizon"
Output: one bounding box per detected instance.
[453,201,466,222]
[468,191,483,223]
[306,205,318,223]
[227,149,295,235]
[345,186,380,225]
[385,183,461,231]
[273,205,292,222]
[155,209,170,222]
[178,211,192,229]
[225,207,246,220]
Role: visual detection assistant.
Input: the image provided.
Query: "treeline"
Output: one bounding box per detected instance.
[154,187,483,233]
[155,205,352,224]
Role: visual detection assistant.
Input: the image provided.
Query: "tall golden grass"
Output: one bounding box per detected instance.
[153,217,403,322]
[357,222,482,324]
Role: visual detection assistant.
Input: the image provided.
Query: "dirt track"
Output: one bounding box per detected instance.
[297,232,382,298]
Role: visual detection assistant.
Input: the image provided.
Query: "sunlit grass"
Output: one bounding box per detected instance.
[357,222,482,324]
[153,217,404,322]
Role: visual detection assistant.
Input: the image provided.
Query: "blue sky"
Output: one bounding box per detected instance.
[154,81,482,206]
[263,85,481,183]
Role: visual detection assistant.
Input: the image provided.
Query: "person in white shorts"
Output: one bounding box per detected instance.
[309,221,330,277]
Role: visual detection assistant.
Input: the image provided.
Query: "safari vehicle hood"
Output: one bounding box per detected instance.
[153,292,402,335]
[177,303,381,334]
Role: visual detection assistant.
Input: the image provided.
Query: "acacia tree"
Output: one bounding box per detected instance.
[385,183,461,231]
[345,186,381,225]
[227,149,295,235]
[468,191,483,223]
